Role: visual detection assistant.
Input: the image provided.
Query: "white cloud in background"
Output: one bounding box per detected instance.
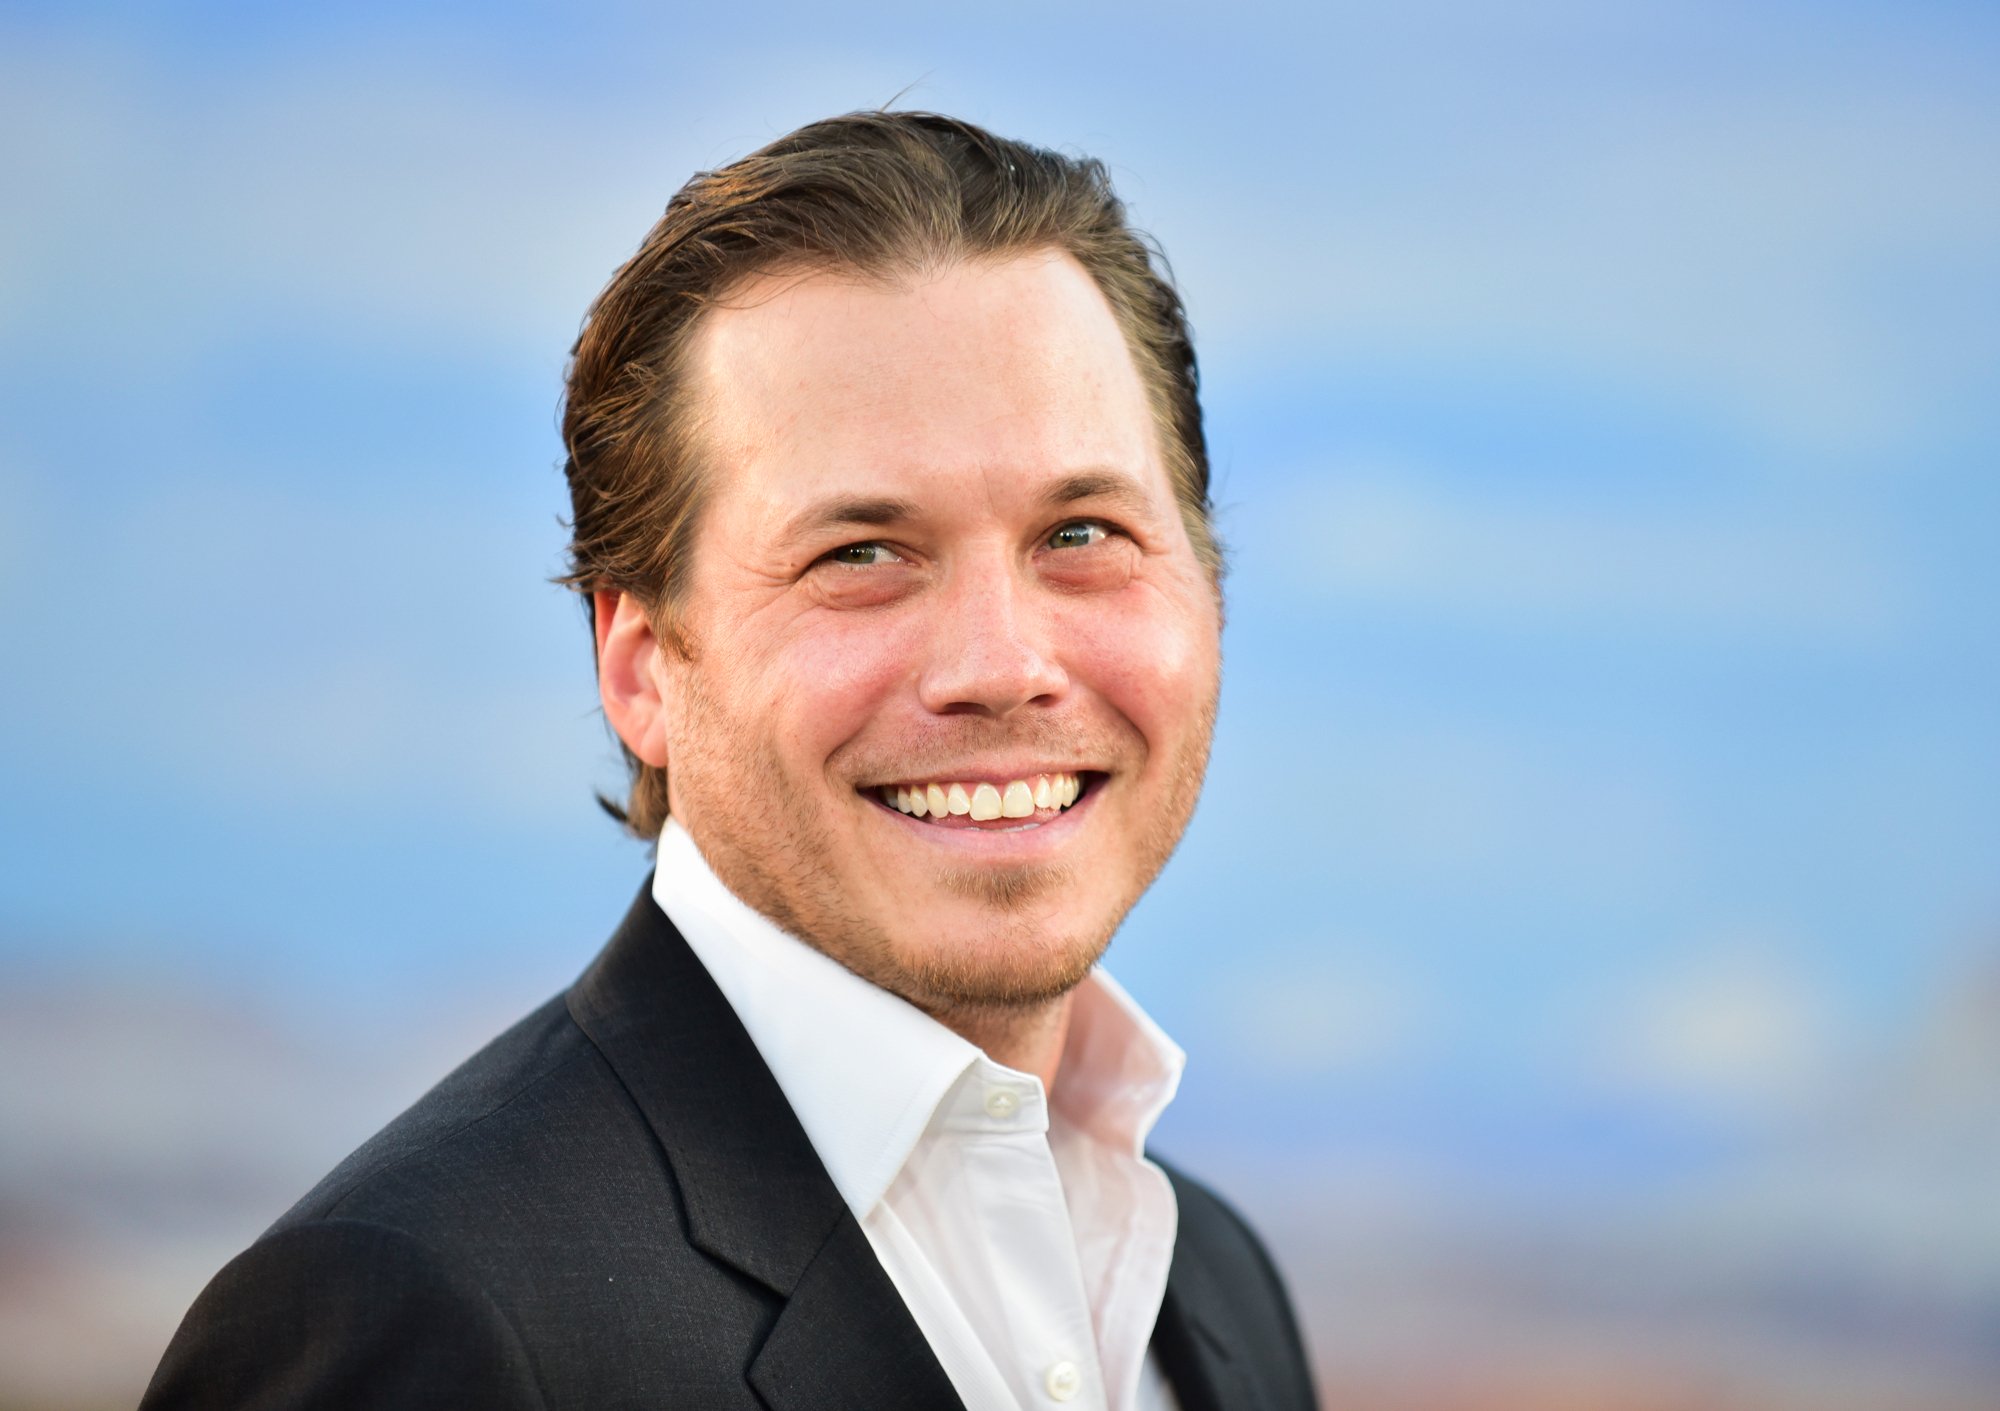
[5,12,1996,458]
[1155,34,2000,459]
[0,36,938,360]
[0,461,610,819]
[1223,950,1433,1076]
[1598,940,1836,1113]
[1263,461,1916,644]
[1206,696,1696,902]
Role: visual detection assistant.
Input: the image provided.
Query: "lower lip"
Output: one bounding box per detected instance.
[864,779,1103,858]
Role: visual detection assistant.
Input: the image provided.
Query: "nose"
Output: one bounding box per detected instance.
[916,563,1068,717]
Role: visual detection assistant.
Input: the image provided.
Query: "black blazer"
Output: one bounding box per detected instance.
[143,883,1317,1410]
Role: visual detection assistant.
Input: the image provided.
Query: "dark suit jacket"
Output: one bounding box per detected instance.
[143,883,1317,1410]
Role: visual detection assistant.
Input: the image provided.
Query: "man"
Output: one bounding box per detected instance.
[144,111,1316,1411]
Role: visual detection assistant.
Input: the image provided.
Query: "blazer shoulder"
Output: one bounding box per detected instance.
[141,1217,548,1410]
[1154,1156,1320,1411]
[1158,1157,1283,1281]
[160,967,782,1411]
[272,992,638,1239]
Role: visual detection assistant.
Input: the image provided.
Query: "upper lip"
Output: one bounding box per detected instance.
[856,764,1102,789]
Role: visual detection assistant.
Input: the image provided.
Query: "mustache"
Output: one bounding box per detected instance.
[836,717,1128,783]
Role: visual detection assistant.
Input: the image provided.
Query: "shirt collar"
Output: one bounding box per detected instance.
[1054,966,1185,1161]
[651,816,1185,1214]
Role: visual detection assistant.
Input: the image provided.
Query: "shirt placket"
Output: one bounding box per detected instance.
[955,1066,1110,1411]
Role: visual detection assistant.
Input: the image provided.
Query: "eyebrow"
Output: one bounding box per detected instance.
[777,495,921,549]
[1040,469,1157,516]
[775,468,1159,549]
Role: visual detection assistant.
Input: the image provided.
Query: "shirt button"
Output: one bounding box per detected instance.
[1044,1360,1081,1401]
[984,1087,1020,1119]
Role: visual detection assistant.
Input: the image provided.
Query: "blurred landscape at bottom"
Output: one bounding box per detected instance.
[5,952,1994,1411]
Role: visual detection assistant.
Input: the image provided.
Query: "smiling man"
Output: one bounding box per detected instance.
[144,112,1315,1411]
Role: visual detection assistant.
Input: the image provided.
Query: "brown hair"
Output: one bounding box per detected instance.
[558,110,1216,838]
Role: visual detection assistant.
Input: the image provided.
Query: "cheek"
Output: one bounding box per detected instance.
[1058,584,1219,743]
[752,613,920,759]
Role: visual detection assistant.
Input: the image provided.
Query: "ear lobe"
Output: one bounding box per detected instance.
[594,589,671,769]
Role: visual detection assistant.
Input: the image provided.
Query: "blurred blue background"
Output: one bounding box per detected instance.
[3,3,1997,1408]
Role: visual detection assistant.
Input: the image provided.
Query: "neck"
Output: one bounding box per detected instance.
[931,992,1076,1092]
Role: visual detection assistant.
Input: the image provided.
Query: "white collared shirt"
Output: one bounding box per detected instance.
[653,818,1185,1411]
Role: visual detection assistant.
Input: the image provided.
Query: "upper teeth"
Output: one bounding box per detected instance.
[882,773,1083,821]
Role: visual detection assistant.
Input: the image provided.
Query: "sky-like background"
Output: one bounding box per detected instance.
[3,3,1997,1408]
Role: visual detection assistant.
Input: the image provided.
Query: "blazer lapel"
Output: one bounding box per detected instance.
[748,1217,968,1411]
[567,883,965,1411]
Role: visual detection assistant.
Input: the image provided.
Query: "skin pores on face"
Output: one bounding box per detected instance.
[655,251,1222,1021]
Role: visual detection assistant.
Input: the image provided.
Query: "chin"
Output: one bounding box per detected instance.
[884,904,1113,1012]
[932,856,1075,909]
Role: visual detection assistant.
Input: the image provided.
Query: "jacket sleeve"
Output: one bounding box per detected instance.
[140,1218,548,1411]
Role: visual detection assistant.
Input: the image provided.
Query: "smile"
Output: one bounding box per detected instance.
[871,772,1089,829]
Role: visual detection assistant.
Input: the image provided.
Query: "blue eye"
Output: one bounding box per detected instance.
[1047,521,1108,550]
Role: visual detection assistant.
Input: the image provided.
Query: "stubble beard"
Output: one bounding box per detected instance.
[666,656,1218,1023]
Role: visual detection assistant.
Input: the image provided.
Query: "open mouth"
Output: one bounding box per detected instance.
[864,771,1099,831]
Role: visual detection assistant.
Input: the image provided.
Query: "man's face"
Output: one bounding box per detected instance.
[651,251,1220,1013]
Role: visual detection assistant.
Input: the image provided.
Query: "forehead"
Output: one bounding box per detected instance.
[684,252,1166,520]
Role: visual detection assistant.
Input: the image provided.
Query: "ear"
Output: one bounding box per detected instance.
[594,589,671,769]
